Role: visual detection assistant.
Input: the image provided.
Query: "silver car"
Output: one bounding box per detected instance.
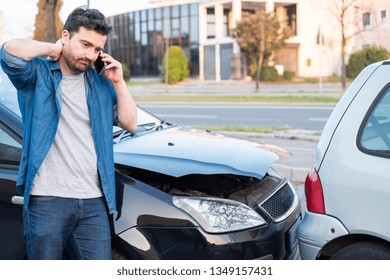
[297,60,390,259]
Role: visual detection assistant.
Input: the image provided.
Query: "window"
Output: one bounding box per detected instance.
[381,10,387,25]
[207,8,216,39]
[359,86,390,156]
[222,9,229,37]
[362,44,371,49]
[363,12,371,28]
[286,5,297,36]
[0,126,21,165]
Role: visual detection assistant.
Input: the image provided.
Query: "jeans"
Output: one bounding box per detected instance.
[23,196,112,260]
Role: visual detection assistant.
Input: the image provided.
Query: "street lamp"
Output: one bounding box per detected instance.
[316,25,324,94]
[165,38,169,85]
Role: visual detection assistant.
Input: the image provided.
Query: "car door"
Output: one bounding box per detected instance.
[0,121,25,259]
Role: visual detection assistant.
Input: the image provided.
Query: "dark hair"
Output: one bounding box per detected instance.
[63,6,113,36]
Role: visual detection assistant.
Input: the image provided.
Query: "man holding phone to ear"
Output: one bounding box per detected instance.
[0,6,137,259]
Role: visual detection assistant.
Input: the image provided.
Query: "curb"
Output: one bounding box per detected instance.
[221,130,321,142]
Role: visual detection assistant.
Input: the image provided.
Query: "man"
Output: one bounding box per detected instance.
[0,6,137,259]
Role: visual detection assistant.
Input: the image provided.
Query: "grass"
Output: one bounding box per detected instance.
[133,94,340,103]
[303,75,353,84]
[196,125,290,133]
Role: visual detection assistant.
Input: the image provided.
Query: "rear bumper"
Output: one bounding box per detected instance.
[297,211,348,259]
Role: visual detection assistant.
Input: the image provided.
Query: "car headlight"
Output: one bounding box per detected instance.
[172,196,266,233]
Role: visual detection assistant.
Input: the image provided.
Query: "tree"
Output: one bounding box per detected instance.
[162,46,189,85]
[34,0,63,43]
[323,0,376,89]
[234,10,291,90]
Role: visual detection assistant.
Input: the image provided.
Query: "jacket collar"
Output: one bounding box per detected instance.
[48,60,95,80]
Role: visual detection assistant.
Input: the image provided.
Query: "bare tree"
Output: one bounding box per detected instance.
[33,0,63,43]
[325,0,376,89]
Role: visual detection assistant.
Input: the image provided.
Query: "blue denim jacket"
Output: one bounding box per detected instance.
[0,47,118,214]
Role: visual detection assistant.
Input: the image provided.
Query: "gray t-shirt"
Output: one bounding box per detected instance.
[31,73,102,198]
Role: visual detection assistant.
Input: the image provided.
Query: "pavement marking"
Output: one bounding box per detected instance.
[156,114,218,119]
[309,117,328,122]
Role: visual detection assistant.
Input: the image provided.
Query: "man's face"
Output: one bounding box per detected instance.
[61,27,107,74]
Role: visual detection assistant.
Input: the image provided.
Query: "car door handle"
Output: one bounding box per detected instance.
[11,196,24,205]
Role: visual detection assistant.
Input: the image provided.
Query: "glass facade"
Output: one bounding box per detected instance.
[107,3,199,77]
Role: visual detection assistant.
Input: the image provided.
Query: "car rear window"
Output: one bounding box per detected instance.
[358,86,390,156]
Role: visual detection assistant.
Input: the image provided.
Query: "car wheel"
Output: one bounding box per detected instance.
[112,247,129,260]
[330,241,390,260]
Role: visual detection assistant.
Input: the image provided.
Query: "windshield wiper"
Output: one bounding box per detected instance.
[155,120,172,131]
[113,121,173,144]
[138,122,159,130]
[138,121,172,131]
[113,129,134,144]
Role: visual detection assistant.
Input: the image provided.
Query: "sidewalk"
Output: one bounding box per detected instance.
[129,77,345,97]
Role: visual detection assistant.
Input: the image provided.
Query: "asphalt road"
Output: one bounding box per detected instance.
[141,104,334,131]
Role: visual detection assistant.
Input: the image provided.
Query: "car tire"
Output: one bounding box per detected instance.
[112,247,129,260]
[330,241,390,260]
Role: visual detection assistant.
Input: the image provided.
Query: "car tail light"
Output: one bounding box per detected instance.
[305,168,325,214]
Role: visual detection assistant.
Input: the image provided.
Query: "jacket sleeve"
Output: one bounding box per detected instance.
[0,43,35,90]
[105,79,119,126]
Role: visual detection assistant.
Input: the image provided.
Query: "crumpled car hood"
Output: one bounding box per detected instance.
[114,127,290,179]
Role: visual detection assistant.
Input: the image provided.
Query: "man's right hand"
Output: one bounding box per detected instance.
[47,39,64,61]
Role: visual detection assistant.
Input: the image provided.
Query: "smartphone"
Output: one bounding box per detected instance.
[94,52,106,75]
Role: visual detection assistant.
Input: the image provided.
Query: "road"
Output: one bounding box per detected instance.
[141,104,334,131]
[140,104,323,212]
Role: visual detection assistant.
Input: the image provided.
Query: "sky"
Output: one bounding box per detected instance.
[0,0,154,41]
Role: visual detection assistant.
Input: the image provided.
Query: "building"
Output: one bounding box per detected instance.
[107,0,390,80]
[352,0,390,52]
[107,1,200,78]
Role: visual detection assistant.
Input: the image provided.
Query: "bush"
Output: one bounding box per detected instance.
[283,70,295,80]
[346,45,389,79]
[162,46,189,84]
[122,63,131,81]
[260,66,279,81]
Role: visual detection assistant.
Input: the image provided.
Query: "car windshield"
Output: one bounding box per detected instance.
[0,68,162,129]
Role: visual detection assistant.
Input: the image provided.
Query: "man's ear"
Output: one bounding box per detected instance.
[61,30,70,44]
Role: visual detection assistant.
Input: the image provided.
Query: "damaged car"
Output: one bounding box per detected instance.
[0,69,301,260]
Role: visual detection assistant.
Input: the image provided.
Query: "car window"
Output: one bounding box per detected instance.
[136,107,161,126]
[0,125,22,165]
[359,87,390,154]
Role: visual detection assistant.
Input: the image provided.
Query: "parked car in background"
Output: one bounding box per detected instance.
[0,68,302,260]
[298,60,390,259]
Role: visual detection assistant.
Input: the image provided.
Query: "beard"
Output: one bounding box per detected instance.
[62,48,92,74]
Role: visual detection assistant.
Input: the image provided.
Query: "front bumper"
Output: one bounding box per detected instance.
[297,211,349,259]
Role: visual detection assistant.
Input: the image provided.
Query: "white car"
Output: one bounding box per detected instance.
[297,60,390,259]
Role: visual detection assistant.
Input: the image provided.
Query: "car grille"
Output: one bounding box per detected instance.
[259,183,297,222]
